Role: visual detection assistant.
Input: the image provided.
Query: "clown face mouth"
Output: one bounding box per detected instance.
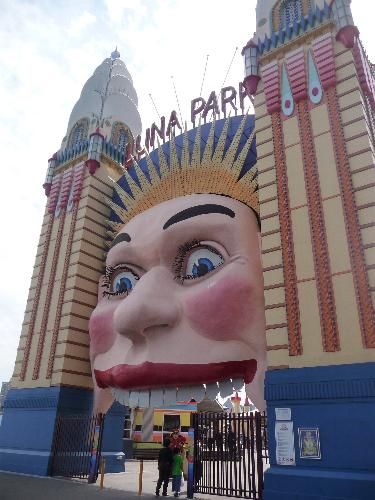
[94,359,257,406]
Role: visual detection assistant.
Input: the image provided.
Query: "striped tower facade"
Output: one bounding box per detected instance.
[0,50,141,476]
[244,0,375,498]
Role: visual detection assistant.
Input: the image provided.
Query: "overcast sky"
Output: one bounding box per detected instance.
[0,0,373,384]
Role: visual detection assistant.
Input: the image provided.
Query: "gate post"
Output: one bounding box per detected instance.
[187,414,195,499]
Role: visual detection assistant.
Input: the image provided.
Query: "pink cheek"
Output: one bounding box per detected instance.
[185,276,256,341]
[89,307,117,355]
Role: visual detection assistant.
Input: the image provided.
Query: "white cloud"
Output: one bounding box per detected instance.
[67,11,97,37]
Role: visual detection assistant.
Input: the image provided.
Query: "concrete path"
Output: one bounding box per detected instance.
[0,461,235,500]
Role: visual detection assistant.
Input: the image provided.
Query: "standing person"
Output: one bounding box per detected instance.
[156,438,173,497]
[171,447,183,498]
[170,428,186,451]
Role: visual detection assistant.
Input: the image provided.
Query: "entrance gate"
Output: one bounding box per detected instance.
[50,414,105,481]
[193,412,268,499]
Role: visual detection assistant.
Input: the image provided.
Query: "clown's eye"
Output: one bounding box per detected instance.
[186,248,224,278]
[174,242,225,284]
[103,266,139,298]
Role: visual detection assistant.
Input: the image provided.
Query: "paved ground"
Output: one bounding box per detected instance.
[0,461,235,500]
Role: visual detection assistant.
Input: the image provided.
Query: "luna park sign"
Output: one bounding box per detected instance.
[125,82,251,167]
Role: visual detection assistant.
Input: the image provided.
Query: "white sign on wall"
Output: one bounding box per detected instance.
[275,421,296,466]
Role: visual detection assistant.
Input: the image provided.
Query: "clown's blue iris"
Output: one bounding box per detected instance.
[185,247,224,279]
[112,270,139,294]
[192,257,215,277]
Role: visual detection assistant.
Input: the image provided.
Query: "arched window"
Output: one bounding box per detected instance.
[72,126,84,149]
[280,0,303,27]
[68,118,89,150]
[118,128,128,153]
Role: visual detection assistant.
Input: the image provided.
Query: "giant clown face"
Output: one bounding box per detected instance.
[89,192,266,412]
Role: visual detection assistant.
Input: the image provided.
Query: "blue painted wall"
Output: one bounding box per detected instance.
[0,387,126,476]
[264,362,375,500]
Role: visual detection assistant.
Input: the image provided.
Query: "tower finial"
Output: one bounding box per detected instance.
[111,47,120,60]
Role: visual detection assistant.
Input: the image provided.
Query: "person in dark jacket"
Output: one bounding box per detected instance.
[156,438,174,496]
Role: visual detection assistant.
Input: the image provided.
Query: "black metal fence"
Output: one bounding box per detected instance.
[193,412,268,499]
[50,414,105,481]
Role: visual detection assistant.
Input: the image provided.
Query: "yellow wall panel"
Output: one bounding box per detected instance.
[257,126,273,144]
[346,135,371,157]
[259,182,277,203]
[352,168,375,190]
[343,119,368,141]
[323,197,351,273]
[262,249,282,269]
[355,186,375,206]
[261,230,281,251]
[358,206,375,227]
[334,47,353,67]
[291,207,315,280]
[336,62,356,81]
[257,139,274,158]
[341,103,363,125]
[310,104,330,136]
[265,306,286,326]
[361,227,375,246]
[315,133,340,199]
[332,273,362,354]
[365,247,375,267]
[257,153,275,172]
[349,150,374,173]
[261,215,280,236]
[264,286,285,307]
[338,89,362,110]
[336,76,359,97]
[283,116,299,147]
[266,327,288,347]
[263,268,284,287]
[295,280,322,361]
[285,144,307,208]
[267,349,289,367]
[255,115,272,132]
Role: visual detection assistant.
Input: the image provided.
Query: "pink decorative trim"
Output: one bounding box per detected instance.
[20,215,54,380]
[261,61,281,113]
[336,25,359,49]
[271,112,302,356]
[353,39,375,110]
[296,100,340,352]
[72,163,86,201]
[46,204,79,379]
[48,174,62,213]
[312,34,336,90]
[60,170,73,208]
[243,75,261,96]
[285,48,308,103]
[326,87,375,348]
[43,183,52,196]
[86,158,100,175]
[242,39,257,55]
[32,210,66,380]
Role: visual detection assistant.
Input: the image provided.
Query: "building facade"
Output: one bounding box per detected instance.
[242,0,375,498]
[0,49,141,475]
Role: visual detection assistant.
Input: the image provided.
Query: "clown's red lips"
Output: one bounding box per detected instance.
[94,359,257,390]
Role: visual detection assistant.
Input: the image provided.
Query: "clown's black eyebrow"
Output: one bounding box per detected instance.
[163,204,235,230]
[110,232,131,249]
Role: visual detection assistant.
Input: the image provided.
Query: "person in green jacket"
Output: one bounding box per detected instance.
[171,447,183,497]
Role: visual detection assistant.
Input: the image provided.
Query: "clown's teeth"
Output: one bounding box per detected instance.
[111,388,129,405]
[192,384,205,402]
[139,390,150,407]
[232,378,245,391]
[164,387,177,404]
[218,379,234,398]
[206,382,220,400]
[129,391,139,407]
[176,386,193,402]
[150,389,164,407]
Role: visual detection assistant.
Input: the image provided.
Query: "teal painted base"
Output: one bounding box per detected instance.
[0,387,126,476]
[264,363,375,500]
